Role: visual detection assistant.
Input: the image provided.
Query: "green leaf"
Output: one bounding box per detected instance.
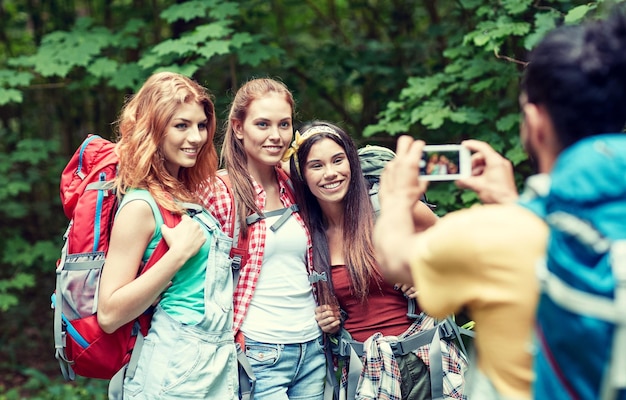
[236,43,283,67]
[154,63,200,77]
[0,88,23,105]
[138,52,162,69]
[160,1,211,23]
[209,1,240,19]
[363,121,410,138]
[0,293,18,311]
[0,273,34,291]
[0,70,34,87]
[565,5,593,24]
[415,101,451,129]
[119,18,146,35]
[502,0,533,15]
[230,32,254,49]
[460,190,479,205]
[449,107,485,125]
[496,113,519,132]
[152,38,198,57]
[196,40,231,60]
[108,64,145,90]
[89,58,119,78]
[194,22,233,40]
[13,21,116,77]
[402,75,446,100]
[524,11,559,50]
[505,144,528,166]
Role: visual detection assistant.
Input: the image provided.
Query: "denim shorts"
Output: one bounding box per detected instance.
[244,335,326,400]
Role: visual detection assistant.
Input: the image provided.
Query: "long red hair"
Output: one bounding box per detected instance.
[114,71,217,212]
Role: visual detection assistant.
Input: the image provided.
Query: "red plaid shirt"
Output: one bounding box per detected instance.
[198,168,315,335]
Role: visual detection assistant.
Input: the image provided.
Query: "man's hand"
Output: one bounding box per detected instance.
[374,136,428,285]
[456,139,519,204]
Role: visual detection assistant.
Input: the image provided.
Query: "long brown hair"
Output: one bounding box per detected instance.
[290,121,382,302]
[221,78,295,235]
[114,71,217,212]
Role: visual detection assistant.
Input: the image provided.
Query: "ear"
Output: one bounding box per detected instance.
[233,120,244,140]
[522,102,559,171]
[522,103,548,147]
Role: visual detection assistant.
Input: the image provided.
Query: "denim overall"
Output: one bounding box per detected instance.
[124,208,237,399]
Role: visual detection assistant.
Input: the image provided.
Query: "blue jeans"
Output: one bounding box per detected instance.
[244,335,326,400]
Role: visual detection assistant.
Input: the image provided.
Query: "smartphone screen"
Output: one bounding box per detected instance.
[419,144,471,181]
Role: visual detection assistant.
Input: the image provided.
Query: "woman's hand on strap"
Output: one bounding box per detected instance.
[315,304,341,334]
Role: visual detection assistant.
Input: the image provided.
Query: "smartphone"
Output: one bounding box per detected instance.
[419,144,471,181]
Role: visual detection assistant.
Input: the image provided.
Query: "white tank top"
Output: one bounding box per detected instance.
[241,214,321,343]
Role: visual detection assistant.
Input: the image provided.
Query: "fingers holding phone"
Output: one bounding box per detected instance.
[456,139,518,204]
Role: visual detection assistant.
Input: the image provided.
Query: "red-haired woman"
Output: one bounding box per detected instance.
[98,71,237,399]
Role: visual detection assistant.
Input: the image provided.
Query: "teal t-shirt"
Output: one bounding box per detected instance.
[119,189,209,324]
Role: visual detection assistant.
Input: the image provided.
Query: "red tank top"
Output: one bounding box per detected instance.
[331,264,416,342]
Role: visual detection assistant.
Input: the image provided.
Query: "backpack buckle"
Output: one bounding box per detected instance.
[438,319,456,340]
[389,340,404,355]
[231,255,242,271]
[308,271,327,283]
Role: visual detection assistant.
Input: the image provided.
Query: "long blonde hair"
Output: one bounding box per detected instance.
[114,71,217,212]
[221,78,295,234]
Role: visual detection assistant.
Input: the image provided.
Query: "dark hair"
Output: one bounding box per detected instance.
[521,5,626,149]
[289,121,382,303]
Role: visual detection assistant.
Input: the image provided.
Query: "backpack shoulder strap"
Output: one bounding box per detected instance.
[139,202,181,275]
[215,170,249,278]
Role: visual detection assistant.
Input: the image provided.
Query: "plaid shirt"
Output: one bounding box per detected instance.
[348,314,468,399]
[197,168,315,335]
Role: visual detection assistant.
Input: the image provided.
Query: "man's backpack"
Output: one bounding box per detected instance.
[52,134,180,381]
[521,135,626,400]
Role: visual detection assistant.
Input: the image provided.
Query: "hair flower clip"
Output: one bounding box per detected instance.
[281,130,303,162]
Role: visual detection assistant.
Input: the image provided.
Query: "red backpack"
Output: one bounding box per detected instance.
[52,134,180,380]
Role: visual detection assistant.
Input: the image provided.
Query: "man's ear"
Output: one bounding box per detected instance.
[522,103,543,144]
[523,102,560,172]
[523,102,556,149]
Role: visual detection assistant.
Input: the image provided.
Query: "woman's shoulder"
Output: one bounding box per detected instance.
[120,188,156,207]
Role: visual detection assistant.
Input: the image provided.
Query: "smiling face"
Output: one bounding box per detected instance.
[162,101,208,177]
[234,91,293,175]
[303,138,351,206]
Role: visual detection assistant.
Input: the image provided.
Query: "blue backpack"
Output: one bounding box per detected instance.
[520,134,626,400]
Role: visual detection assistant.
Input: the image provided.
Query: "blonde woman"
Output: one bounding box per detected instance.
[199,78,328,399]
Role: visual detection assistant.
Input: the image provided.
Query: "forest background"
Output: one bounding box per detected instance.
[0,0,615,398]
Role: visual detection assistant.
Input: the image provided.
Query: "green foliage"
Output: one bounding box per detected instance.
[0,273,33,311]
[0,0,611,391]
[0,370,107,399]
[364,0,603,213]
[0,130,63,311]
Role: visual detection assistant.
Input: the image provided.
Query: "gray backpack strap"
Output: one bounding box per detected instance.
[236,343,256,400]
[428,327,444,400]
[323,342,340,400]
[407,298,420,319]
[346,343,364,400]
[245,204,299,232]
[53,225,75,381]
